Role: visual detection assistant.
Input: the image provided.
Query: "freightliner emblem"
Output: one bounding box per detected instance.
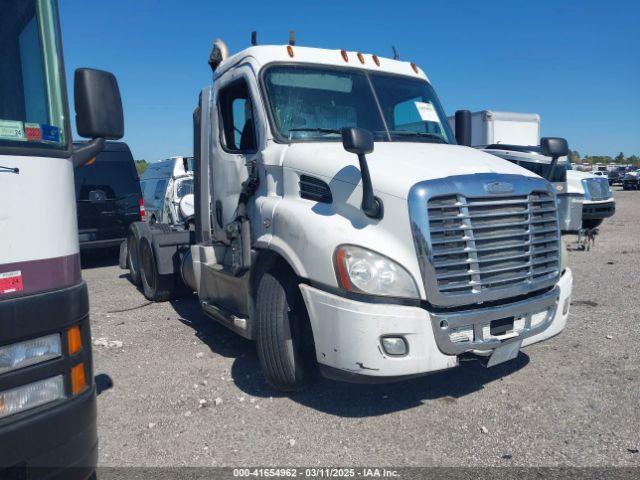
[484,181,515,194]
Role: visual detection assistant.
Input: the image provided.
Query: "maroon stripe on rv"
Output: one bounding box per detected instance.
[0,253,81,298]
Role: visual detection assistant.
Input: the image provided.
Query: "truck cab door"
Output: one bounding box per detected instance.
[211,70,262,245]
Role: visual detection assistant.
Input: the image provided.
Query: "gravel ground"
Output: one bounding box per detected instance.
[81,188,639,467]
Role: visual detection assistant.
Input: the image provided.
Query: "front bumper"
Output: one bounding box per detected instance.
[582,200,615,220]
[300,268,572,380]
[0,283,97,479]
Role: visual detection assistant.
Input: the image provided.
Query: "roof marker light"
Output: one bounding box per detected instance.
[372,55,380,66]
[287,45,294,58]
[340,49,349,62]
[410,62,419,74]
[357,52,365,64]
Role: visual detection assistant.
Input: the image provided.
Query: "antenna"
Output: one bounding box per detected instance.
[289,30,296,46]
[251,31,258,46]
[392,45,399,60]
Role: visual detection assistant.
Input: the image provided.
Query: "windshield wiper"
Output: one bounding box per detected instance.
[288,127,342,137]
[0,165,19,174]
[388,131,447,143]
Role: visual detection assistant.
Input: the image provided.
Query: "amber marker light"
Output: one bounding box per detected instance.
[410,62,419,74]
[71,363,87,395]
[340,49,349,62]
[67,326,82,355]
[372,55,380,66]
[357,52,365,64]
[287,45,294,57]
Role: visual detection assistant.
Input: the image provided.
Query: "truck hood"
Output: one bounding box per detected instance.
[282,142,539,199]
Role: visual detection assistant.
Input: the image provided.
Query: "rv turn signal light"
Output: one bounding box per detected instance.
[67,326,82,355]
[71,363,87,395]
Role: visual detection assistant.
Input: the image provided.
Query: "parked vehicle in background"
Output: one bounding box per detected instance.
[74,142,144,250]
[0,0,123,477]
[622,169,640,190]
[139,156,193,226]
[122,40,573,391]
[607,169,621,186]
[566,169,615,229]
[447,111,578,233]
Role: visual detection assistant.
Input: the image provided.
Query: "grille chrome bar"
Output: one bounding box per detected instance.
[409,174,561,307]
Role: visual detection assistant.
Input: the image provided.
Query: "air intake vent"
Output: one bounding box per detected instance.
[299,175,332,203]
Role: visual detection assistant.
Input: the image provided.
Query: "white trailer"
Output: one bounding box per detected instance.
[122,41,573,391]
[447,110,540,148]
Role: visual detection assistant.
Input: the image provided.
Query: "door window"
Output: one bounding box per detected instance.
[218,80,257,152]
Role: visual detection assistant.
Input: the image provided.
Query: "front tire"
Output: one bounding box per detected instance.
[255,267,315,391]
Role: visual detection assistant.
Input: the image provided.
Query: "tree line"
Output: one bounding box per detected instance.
[569,151,640,166]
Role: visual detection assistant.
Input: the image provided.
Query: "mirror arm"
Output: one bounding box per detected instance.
[72,138,105,167]
[547,156,559,181]
[357,153,383,219]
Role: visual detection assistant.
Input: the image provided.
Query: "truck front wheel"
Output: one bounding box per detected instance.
[255,267,315,391]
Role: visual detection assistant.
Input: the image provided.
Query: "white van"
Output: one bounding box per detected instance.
[140,156,194,225]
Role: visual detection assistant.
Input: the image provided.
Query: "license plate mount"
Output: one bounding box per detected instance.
[486,340,522,368]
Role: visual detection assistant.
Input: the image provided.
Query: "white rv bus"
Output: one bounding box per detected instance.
[0,1,123,476]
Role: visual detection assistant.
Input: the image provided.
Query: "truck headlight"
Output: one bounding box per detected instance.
[334,245,419,298]
[0,334,61,375]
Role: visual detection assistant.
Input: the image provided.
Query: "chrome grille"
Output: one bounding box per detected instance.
[582,177,611,201]
[428,191,559,296]
[409,174,561,307]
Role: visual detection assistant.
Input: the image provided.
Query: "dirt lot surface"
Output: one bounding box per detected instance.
[82,188,639,467]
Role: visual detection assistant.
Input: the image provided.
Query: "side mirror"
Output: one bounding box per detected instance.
[341,127,382,219]
[72,68,124,167]
[540,137,569,159]
[540,137,569,181]
[454,110,472,146]
[341,127,373,155]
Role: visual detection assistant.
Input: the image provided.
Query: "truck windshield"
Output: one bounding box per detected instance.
[263,65,454,144]
[0,0,67,150]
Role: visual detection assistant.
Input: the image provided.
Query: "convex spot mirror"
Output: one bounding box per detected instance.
[179,194,195,219]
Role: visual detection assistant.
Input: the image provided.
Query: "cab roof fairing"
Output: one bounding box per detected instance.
[212,45,430,83]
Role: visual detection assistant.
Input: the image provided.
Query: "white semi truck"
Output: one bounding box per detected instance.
[122,41,573,391]
[448,110,615,232]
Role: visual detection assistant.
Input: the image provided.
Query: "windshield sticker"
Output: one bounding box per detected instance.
[0,120,26,142]
[0,270,23,295]
[41,124,61,143]
[25,123,42,141]
[414,102,440,123]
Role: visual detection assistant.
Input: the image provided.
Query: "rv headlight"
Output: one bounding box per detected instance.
[0,334,62,375]
[334,245,419,298]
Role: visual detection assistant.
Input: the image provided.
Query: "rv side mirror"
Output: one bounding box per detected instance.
[341,127,373,155]
[540,137,569,159]
[72,68,124,167]
[454,110,472,146]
